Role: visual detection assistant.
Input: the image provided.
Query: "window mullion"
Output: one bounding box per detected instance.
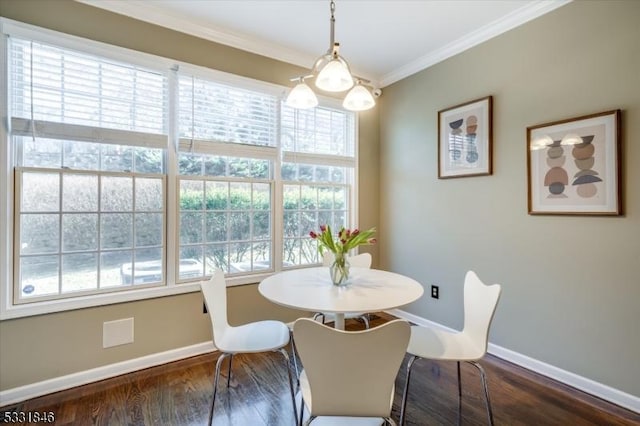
[57,171,63,296]
[273,101,283,272]
[166,65,179,287]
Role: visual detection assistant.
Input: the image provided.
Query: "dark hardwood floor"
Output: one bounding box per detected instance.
[2,314,639,425]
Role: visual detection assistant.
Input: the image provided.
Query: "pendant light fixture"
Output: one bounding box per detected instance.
[286,0,379,111]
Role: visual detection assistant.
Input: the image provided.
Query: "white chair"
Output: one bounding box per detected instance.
[313,252,373,328]
[399,271,502,426]
[293,318,410,426]
[200,269,297,425]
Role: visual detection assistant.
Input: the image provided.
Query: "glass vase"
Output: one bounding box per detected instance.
[329,253,350,286]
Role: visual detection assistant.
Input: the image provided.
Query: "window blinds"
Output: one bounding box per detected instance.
[281,104,355,167]
[9,37,167,147]
[178,75,278,148]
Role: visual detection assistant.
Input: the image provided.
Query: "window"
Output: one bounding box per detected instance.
[9,36,168,305]
[281,106,355,266]
[176,75,278,278]
[1,19,358,318]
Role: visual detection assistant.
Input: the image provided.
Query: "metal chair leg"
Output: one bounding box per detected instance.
[303,415,317,426]
[384,417,397,426]
[209,352,231,426]
[290,331,299,379]
[278,348,298,422]
[226,353,233,388]
[299,395,305,426]
[399,355,420,426]
[312,312,326,324]
[468,361,494,426]
[457,361,462,426]
[399,356,493,426]
[359,313,370,329]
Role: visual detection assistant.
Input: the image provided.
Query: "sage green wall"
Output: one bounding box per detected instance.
[379,0,640,397]
[0,0,379,391]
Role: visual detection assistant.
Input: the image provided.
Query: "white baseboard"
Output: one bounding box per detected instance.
[387,309,640,414]
[0,341,215,407]
[3,311,639,415]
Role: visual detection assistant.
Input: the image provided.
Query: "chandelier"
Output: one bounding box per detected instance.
[285,0,379,111]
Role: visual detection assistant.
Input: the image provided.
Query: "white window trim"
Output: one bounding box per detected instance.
[1,28,15,319]
[0,18,360,320]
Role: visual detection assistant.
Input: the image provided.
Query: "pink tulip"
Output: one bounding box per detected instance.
[310,231,317,238]
[320,225,327,232]
[368,238,377,244]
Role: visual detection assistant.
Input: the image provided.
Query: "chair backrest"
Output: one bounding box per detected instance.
[200,269,231,347]
[322,251,372,268]
[293,318,410,418]
[461,270,502,356]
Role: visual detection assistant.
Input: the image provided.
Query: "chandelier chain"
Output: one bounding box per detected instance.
[329,0,336,50]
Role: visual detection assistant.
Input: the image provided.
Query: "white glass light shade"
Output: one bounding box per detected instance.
[286,82,319,109]
[315,58,354,92]
[560,133,582,145]
[530,135,553,150]
[342,84,375,111]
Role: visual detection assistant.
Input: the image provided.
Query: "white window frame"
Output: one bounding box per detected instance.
[0,18,359,320]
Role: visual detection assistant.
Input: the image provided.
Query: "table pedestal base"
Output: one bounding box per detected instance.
[334,313,345,330]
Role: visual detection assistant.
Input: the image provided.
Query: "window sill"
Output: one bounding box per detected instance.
[1,276,254,321]
[0,283,197,320]
[0,270,302,320]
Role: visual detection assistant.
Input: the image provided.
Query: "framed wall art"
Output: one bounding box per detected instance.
[527,109,621,215]
[438,96,493,178]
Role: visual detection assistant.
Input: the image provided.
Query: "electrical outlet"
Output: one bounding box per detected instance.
[431,285,439,299]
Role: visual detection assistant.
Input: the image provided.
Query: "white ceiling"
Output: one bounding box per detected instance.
[79,0,570,88]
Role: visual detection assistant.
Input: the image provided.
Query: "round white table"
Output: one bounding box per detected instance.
[259,267,424,330]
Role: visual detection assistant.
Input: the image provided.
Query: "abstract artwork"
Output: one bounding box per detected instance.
[438,96,492,178]
[527,110,621,215]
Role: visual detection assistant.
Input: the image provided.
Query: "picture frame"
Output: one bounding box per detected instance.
[438,96,493,178]
[527,110,621,215]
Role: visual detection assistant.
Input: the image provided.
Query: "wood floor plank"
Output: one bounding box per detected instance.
[1,314,638,425]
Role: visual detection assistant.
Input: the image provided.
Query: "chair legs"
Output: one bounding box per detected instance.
[457,361,462,426]
[399,355,419,426]
[312,312,325,323]
[277,347,299,422]
[399,357,494,426]
[227,353,233,387]
[290,331,299,379]
[359,313,370,329]
[298,394,303,426]
[468,361,494,426]
[208,350,297,426]
[209,352,231,426]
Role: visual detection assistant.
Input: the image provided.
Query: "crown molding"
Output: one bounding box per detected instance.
[76,1,569,90]
[75,0,316,70]
[379,0,572,87]
[76,1,380,86]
